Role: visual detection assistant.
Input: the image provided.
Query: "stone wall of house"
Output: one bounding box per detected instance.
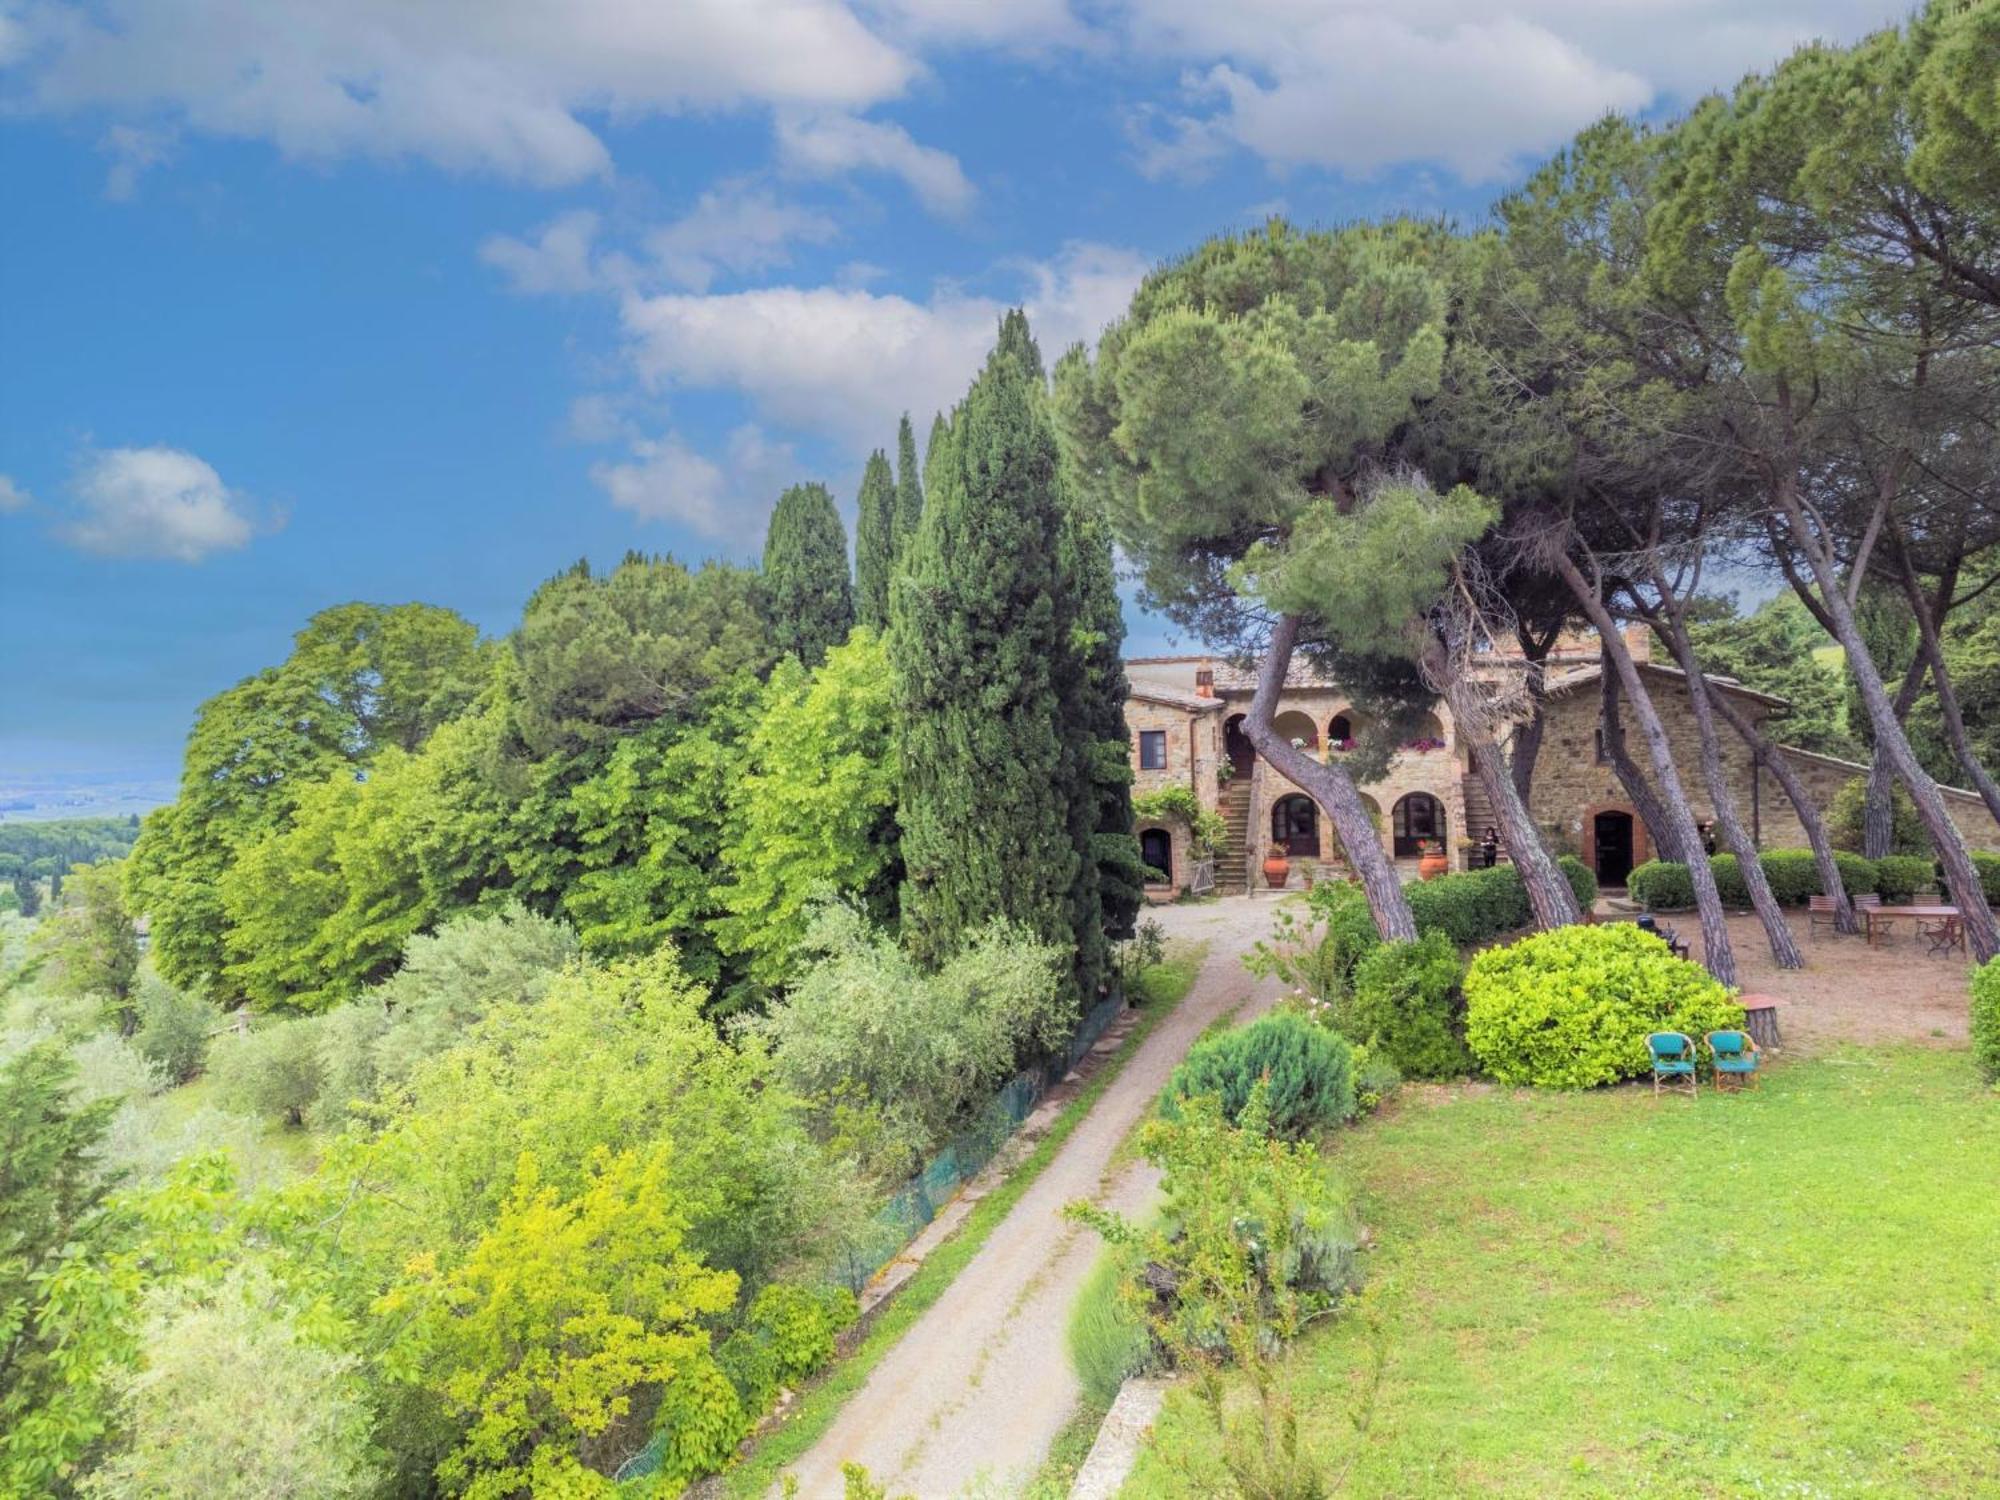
[1234,687,1465,872]
[1528,670,2000,873]
[1127,698,1222,894]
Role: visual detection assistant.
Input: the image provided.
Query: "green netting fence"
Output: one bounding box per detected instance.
[612,988,1127,1486]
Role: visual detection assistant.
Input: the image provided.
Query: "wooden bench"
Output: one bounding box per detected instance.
[1736,992,1781,1052]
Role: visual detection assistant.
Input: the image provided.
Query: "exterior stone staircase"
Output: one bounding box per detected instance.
[1460,772,1500,869]
[1217,777,1252,892]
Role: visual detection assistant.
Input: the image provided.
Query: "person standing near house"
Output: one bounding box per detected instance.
[1481,826,1499,868]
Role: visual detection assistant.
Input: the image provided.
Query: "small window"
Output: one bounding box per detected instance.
[1138,730,1168,770]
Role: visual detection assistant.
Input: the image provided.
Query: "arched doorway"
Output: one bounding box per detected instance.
[1392,792,1446,857]
[1593,809,1636,887]
[1271,794,1319,857]
[1139,827,1173,883]
[1223,714,1255,779]
[1328,712,1354,748]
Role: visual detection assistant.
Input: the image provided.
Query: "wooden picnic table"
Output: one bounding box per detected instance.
[1863,904,1965,952]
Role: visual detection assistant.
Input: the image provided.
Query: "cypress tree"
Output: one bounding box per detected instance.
[761,482,854,668]
[853,451,896,631]
[1057,476,1146,957]
[920,413,948,528]
[894,413,925,562]
[892,313,1081,975]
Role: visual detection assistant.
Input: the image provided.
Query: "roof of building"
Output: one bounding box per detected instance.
[1129,682,1226,713]
[1541,660,1792,712]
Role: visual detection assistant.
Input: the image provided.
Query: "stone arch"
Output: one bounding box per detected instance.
[1272,709,1319,751]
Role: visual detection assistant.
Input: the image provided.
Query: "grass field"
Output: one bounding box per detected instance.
[1125,1046,2000,1497]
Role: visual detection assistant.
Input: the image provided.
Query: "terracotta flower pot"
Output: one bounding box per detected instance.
[1418,850,1448,881]
[1262,852,1291,889]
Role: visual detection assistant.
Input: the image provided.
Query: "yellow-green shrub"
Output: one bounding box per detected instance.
[1463,924,1744,1088]
[1973,958,2000,1085]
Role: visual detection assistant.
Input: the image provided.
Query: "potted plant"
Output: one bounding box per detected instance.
[1262,843,1291,889]
[1417,837,1448,882]
[1296,856,1318,890]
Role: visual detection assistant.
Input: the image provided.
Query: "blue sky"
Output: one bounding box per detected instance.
[0,0,1905,791]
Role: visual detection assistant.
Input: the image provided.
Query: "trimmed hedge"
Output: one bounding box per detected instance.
[1464,923,1745,1088]
[1315,855,1600,960]
[1166,1008,1356,1139]
[1873,854,1933,904]
[1973,957,2000,1085]
[1630,848,1882,911]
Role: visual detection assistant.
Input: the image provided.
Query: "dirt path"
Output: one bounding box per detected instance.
[777,896,1282,1499]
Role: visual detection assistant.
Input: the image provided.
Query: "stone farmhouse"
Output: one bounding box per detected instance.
[1126,628,2000,897]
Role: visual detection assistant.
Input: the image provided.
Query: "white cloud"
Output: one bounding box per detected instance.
[591,424,797,540]
[63,446,263,561]
[645,182,841,291]
[99,123,175,200]
[479,209,603,295]
[1116,0,1902,182]
[0,475,29,512]
[617,240,1149,450]
[14,0,917,186]
[776,111,975,216]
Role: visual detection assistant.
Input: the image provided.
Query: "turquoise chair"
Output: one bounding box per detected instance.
[1706,1030,1761,1092]
[1647,1032,1698,1097]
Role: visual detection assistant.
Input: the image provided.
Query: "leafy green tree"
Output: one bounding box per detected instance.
[740,902,1071,1173]
[513,554,772,758]
[287,601,493,757]
[714,631,900,990]
[892,314,1083,972]
[852,451,896,631]
[84,1263,377,1500]
[552,680,755,987]
[381,1146,737,1500]
[218,751,440,1012]
[762,482,855,669]
[1689,593,1856,759]
[125,602,490,992]
[0,1046,235,1495]
[33,859,140,1021]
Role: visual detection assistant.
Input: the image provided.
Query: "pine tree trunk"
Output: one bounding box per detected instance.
[1772,483,1999,961]
[1654,615,1803,968]
[1708,688,1857,934]
[1509,657,1547,808]
[1602,670,1688,863]
[1468,729,1581,929]
[1900,557,2000,830]
[1244,615,1418,942]
[1553,554,1737,984]
[1865,655,1929,859]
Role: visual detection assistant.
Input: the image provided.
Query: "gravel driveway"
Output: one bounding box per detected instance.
[776,895,1283,1498]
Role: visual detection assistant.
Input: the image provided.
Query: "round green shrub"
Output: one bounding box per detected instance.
[1463,923,1745,1088]
[649,1351,749,1488]
[1341,932,1471,1080]
[1972,957,2000,1085]
[1304,880,1383,984]
[1627,860,1693,911]
[1873,854,1933,904]
[1166,1009,1355,1138]
[748,1282,857,1385]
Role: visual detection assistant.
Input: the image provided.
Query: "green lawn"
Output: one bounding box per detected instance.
[1126,1047,2000,1497]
